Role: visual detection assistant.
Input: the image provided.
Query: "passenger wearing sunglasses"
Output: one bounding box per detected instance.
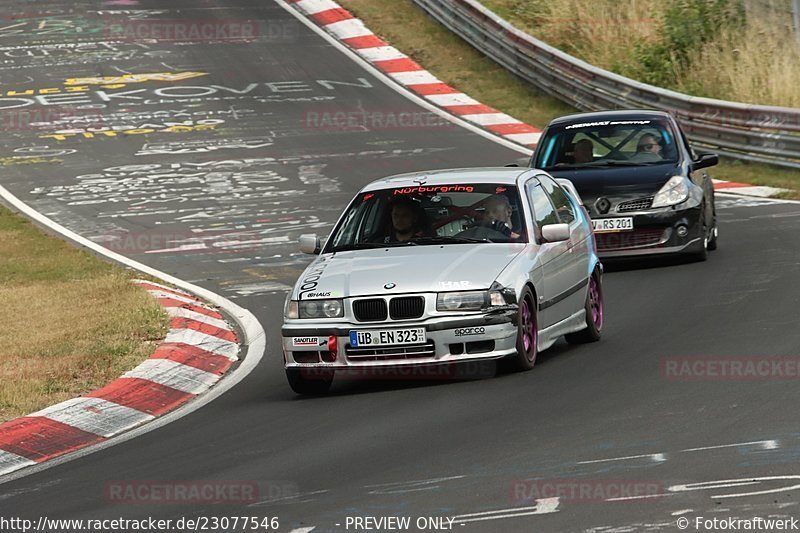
[630,133,664,162]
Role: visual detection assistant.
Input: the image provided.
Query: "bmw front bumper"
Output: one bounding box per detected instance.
[282,310,518,369]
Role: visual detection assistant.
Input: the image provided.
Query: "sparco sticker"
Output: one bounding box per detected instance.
[454,327,485,337]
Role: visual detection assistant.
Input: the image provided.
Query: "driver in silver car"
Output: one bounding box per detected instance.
[459,194,522,241]
[382,196,433,243]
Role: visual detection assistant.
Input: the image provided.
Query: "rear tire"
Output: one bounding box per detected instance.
[508,286,538,371]
[565,271,603,344]
[286,368,333,395]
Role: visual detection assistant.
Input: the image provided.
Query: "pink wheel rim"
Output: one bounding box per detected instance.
[589,276,603,330]
[521,296,537,362]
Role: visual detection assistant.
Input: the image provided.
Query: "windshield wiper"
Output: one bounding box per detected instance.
[410,236,493,244]
[330,242,403,252]
[586,160,674,167]
[593,161,641,166]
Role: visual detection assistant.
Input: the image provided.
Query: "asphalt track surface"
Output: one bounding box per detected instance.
[1,1,799,531]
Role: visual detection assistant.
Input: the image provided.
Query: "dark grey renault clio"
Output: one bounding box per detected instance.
[529,110,719,260]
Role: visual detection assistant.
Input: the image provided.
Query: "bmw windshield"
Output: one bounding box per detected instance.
[325,183,528,252]
[534,118,680,170]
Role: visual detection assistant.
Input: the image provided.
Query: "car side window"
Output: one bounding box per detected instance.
[539,176,576,224]
[526,181,558,241]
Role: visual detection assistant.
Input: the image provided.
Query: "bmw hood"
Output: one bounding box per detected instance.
[293,245,524,300]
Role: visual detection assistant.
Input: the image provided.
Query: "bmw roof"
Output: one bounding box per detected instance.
[361,167,535,191]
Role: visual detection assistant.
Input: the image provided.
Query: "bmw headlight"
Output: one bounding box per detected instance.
[437,291,487,311]
[437,289,512,311]
[651,176,690,208]
[296,299,344,319]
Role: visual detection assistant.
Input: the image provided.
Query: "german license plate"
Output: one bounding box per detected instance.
[349,328,426,347]
[592,217,634,233]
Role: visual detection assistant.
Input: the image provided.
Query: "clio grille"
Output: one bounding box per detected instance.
[616,196,654,213]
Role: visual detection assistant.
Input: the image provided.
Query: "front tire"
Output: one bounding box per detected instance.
[509,286,538,371]
[286,368,333,395]
[707,221,718,251]
[691,231,709,262]
[565,271,603,344]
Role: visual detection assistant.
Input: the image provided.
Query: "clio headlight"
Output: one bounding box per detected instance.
[297,299,343,319]
[651,176,690,208]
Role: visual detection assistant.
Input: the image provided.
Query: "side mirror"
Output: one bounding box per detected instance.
[692,152,718,171]
[299,234,321,254]
[541,223,570,243]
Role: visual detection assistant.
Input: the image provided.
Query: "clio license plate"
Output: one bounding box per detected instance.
[592,217,634,233]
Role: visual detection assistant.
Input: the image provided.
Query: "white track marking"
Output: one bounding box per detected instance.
[506,132,542,144]
[123,359,221,394]
[577,453,667,465]
[295,0,339,14]
[460,113,520,126]
[425,93,480,106]
[580,439,782,466]
[163,329,239,359]
[365,475,465,495]
[357,46,407,62]
[325,19,371,40]
[165,306,232,330]
[32,397,154,438]
[669,476,800,499]
[388,71,440,85]
[250,489,330,507]
[605,493,673,502]
[452,498,560,524]
[682,440,779,452]
[0,452,37,477]
[364,475,465,488]
[144,289,208,307]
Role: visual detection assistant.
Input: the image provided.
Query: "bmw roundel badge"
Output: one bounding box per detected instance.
[384,282,396,289]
